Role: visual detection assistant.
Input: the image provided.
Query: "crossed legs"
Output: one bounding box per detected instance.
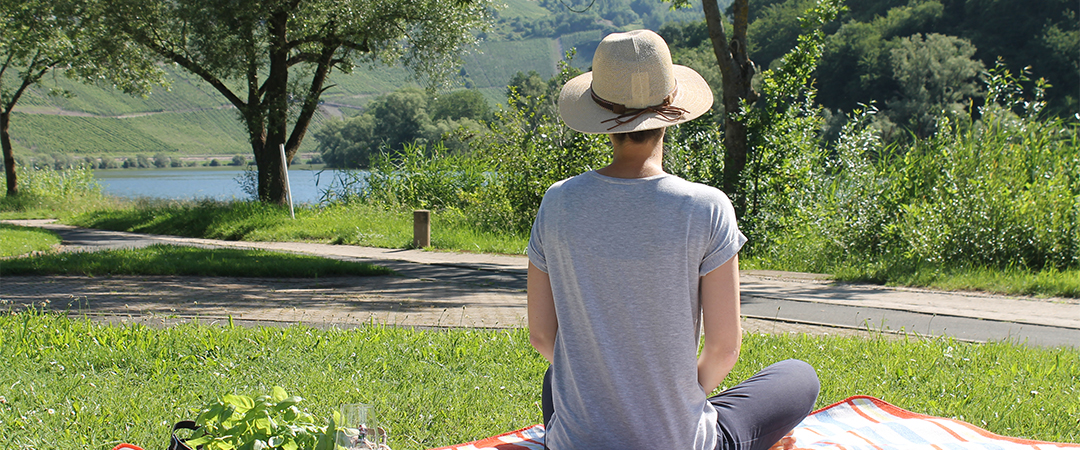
[541,359,819,450]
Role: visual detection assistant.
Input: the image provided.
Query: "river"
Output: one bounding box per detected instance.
[93,168,363,204]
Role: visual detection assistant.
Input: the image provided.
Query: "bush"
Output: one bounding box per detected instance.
[766,63,1080,277]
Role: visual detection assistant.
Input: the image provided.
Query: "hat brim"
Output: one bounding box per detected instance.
[558,65,714,134]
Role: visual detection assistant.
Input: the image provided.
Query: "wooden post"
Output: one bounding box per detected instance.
[413,209,431,248]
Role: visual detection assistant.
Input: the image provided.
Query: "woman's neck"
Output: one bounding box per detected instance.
[596,134,665,179]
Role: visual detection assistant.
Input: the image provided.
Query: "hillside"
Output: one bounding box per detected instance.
[7,0,723,163]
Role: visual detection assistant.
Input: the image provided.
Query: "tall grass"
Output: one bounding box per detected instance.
[0,311,1076,450]
[0,165,119,219]
[756,66,1080,295]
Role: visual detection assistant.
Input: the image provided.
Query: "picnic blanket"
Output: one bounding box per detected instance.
[427,395,1079,450]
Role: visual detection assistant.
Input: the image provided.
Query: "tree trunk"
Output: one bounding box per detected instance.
[703,0,757,217]
[255,11,291,205]
[1,111,17,196]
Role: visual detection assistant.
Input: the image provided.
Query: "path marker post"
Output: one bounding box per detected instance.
[414,210,431,248]
[279,144,295,219]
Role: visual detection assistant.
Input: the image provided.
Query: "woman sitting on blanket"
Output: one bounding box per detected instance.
[526,29,820,450]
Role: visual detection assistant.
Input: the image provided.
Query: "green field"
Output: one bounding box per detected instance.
[7,109,324,156]
[497,0,551,19]
[11,68,227,116]
[462,38,560,89]
[559,30,604,69]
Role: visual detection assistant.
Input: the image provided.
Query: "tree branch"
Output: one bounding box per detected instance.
[5,55,53,114]
[285,43,339,158]
[144,40,247,109]
[703,0,735,75]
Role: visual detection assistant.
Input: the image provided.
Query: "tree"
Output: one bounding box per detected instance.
[885,33,984,138]
[316,87,489,168]
[1,0,160,196]
[106,0,493,204]
[664,0,758,215]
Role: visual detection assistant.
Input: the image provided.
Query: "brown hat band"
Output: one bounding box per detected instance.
[590,85,690,131]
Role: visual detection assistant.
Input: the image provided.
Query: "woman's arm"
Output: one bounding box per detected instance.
[697,254,742,394]
[528,261,558,363]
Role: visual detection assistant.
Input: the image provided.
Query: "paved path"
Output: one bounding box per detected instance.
[3,220,1078,347]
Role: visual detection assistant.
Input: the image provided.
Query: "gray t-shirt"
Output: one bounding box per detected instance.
[528,171,746,450]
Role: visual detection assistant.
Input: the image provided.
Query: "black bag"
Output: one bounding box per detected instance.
[169,421,200,450]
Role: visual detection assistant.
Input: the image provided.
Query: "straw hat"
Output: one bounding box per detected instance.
[558,29,713,134]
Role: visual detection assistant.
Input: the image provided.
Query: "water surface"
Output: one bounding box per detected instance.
[93,168,359,204]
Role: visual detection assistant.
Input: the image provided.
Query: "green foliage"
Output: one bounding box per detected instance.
[320,53,611,235]
[102,0,495,203]
[315,88,489,169]
[745,0,820,69]
[0,312,1077,449]
[0,244,393,277]
[759,63,1080,287]
[187,387,337,450]
[359,142,493,212]
[466,59,610,233]
[883,33,984,138]
[0,223,60,257]
[736,0,841,252]
[810,0,1078,116]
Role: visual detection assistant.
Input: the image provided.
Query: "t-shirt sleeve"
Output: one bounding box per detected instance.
[699,190,747,276]
[527,198,549,273]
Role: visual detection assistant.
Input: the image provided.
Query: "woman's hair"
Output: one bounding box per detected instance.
[611,127,664,144]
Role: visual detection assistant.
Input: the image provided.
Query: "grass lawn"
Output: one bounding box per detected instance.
[0,244,392,277]
[66,200,530,255]
[0,312,1076,450]
[0,223,61,257]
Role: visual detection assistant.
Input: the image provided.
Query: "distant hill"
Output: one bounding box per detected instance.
[6,0,715,160]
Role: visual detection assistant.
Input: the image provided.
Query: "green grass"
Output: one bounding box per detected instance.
[67,200,529,255]
[0,244,392,277]
[0,311,1076,450]
[0,224,61,257]
[829,264,1080,299]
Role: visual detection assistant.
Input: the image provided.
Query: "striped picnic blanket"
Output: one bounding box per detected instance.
[427,396,1078,450]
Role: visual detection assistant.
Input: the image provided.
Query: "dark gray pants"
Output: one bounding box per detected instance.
[542,359,820,450]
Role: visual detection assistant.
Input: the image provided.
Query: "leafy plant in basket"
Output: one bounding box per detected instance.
[185,386,338,450]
